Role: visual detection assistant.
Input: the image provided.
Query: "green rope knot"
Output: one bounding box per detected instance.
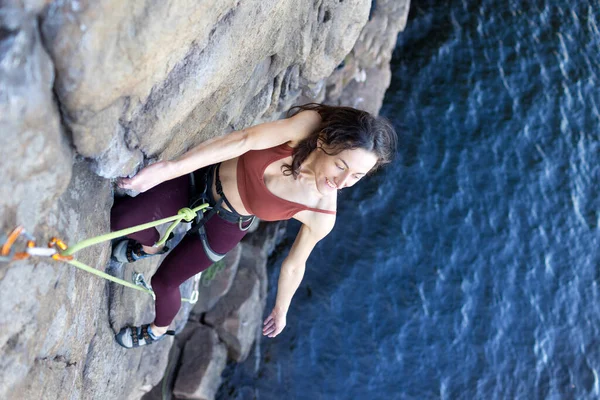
[177,207,197,222]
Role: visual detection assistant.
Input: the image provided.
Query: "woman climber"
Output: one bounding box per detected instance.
[111,103,397,348]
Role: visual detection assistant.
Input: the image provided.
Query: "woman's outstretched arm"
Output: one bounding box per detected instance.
[263,216,335,338]
[118,110,321,193]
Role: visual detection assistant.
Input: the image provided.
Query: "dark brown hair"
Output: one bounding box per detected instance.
[282,103,397,178]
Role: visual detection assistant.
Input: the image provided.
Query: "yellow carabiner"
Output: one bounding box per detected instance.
[48,237,69,251]
[48,237,73,261]
[52,253,74,261]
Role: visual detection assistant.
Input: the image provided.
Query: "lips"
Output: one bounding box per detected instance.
[325,177,337,189]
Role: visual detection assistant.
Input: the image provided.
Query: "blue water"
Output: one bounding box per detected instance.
[218,1,600,398]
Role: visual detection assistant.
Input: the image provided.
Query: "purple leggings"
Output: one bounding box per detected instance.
[111,175,247,326]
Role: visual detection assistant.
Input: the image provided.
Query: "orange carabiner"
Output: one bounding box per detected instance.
[1,226,24,257]
[12,252,31,260]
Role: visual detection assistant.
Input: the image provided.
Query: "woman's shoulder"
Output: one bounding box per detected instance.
[283,110,322,147]
[294,193,336,222]
[290,109,322,126]
[294,208,336,239]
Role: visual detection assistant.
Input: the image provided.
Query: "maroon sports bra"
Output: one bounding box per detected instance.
[236,143,337,221]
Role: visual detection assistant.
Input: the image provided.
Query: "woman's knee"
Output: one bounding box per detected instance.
[150,273,176,294]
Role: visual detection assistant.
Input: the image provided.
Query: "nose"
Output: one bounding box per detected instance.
[336,171,351,188]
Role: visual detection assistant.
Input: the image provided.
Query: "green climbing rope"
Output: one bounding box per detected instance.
[59,204,209,303]
[61,205,207,256]
[2,204,210,303]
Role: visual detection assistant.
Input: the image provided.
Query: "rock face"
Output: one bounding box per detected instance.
[324,0,411,114]
[204,244,266,363]
[173,324,228,400]
[0,3,72,238]
[40,0,371,178]
[0,0,410,399]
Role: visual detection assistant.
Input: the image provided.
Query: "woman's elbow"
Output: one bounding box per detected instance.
[233,128,254,152]
[282,261,306,277]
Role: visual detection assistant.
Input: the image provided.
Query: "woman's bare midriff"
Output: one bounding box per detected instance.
[211,157,251,215]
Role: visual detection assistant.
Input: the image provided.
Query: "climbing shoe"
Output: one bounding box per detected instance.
[115,324,175,349]
[111,239,168,263]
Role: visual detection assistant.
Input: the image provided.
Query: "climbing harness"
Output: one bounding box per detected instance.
[187,164,255,263]
[0,203,209,304]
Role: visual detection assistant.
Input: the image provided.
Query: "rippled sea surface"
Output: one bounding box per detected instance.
[218,1,600,398]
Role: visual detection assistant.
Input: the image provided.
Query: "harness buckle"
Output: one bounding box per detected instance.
[238,216,256,231]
